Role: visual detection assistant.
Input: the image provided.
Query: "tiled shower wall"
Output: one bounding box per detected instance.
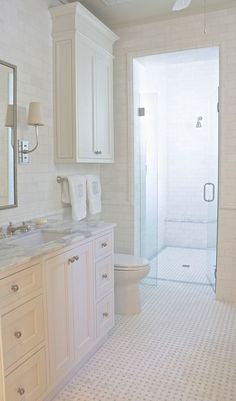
[101,8,236,302]
[165,58,219,249]
[0,0,100,226]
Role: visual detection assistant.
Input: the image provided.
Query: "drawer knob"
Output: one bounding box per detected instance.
[68,257,75,264]
[102,273,108,279]
[101,242,107,248]
[17,387,25,396]
[103,312,109,318]
[11,284,19,292]
[74,255,79,261]
[14,331,22,339]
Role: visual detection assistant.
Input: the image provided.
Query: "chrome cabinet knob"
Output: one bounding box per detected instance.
[94,150,102,155]
[102,273,108,279]
[74,255,79,261]
[14,331,22,339]
[17,387,25,396]
[101,242,107,248]
[11,284,19,292]
[103,312,108,318]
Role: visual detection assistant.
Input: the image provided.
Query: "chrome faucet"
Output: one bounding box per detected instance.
[7,222,31,235]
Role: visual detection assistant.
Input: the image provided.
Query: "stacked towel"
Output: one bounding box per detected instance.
[86,175,102,215]
[67,175,87,221]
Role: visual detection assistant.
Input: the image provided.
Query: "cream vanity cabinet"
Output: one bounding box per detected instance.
[45,241,95,386]
[50,3,118,163]
[0,260,47,401]
[0,227,114,401]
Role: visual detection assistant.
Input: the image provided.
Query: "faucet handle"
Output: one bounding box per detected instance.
[21,222,31,232]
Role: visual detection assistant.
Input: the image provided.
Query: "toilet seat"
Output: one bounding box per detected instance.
[114,253,149,271]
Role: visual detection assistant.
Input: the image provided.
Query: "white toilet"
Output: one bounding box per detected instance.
[114,253,150,315]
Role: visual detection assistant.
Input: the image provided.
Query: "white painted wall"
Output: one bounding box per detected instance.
[101,8,236,302]
[0,0,100,226]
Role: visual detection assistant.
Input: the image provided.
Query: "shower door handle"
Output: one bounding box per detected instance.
[204,183,215,202]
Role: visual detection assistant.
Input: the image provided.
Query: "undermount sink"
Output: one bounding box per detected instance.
[11,230,65,248]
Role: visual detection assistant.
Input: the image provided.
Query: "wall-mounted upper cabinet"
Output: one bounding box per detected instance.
[50,3,118,163]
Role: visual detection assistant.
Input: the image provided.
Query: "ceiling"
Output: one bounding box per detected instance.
[67,0,236,28]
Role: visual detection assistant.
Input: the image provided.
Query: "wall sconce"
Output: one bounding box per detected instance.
[18,102,44,164]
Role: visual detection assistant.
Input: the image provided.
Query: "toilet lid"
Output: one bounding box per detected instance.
[114,253,149,270]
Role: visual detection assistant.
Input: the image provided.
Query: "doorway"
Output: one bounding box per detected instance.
[133,47,219,289]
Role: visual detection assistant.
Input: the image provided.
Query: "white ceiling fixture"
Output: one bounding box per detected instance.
[172,0,192,11]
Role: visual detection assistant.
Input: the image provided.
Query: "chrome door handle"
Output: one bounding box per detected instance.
[103,312,108,318]
[204,183,215,202]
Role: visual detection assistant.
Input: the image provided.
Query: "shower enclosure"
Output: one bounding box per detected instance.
[133,47,219,288]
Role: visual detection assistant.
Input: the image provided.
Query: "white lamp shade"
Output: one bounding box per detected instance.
[5,104,14,128]
[28,102,44,126]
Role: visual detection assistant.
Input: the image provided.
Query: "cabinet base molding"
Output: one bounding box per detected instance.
[43,335,109,401]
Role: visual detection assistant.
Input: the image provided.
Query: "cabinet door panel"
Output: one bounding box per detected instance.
[45,253,74,385]
[77,36,95,160]
[54,38,75,161]
[94,53,113,160]
[71,243,95,361]
[2,296,44,370]
[5,348,47,401]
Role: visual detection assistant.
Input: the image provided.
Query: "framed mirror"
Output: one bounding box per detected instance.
[0,60,17,210]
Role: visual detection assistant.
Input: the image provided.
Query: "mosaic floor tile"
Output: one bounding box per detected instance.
[53,283,236,401]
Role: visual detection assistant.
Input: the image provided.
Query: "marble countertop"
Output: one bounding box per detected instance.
[0,215,115,273]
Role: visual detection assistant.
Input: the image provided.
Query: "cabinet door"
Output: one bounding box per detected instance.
[45,252,74,385]
[77,36,96,160]
[71,243,95,362]
[94,51,114,161]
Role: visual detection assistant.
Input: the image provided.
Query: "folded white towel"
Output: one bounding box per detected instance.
[67,175,87,221]
[61,179,71,205]
[86,175,102,215]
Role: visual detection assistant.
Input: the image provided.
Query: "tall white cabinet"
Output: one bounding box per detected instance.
[50,3,118,163]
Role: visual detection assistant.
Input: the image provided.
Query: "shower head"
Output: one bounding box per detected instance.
[196,116,203,128]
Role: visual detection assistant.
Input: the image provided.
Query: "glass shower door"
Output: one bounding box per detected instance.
[206,93,219,290]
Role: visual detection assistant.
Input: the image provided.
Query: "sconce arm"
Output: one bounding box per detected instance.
[21,126,39,154]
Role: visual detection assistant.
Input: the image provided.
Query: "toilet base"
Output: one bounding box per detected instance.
[115,283,141,314]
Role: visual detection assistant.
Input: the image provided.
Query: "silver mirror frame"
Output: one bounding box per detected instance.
[0,59,17,210]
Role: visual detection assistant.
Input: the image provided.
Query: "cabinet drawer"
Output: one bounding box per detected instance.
[0,263,42,309]
[96,255,113,300]
[95,232,113,260]
[96,292,114,339]
[5,348,47,401]
[2,296,45,370]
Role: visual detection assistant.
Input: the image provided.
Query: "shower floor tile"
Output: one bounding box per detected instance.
[148,247,213,285]
[53,283,236,401]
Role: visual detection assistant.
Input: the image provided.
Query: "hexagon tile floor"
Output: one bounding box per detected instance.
[53,283,236,401]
